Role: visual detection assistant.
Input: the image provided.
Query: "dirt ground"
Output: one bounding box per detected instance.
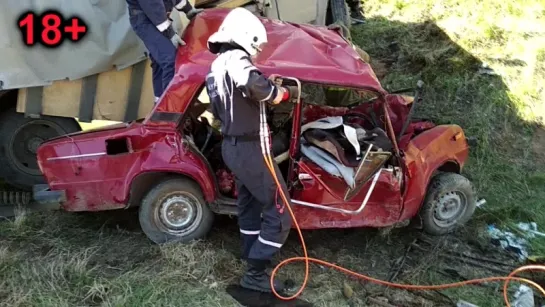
[0,208,539,307]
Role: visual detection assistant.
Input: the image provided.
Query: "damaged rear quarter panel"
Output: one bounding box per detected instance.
[37,124,218,212]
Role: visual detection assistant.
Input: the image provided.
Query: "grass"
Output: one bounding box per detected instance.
[353,0,545,245]
[1,1,545,306]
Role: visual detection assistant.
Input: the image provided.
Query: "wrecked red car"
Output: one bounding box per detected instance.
[34,9,476,244]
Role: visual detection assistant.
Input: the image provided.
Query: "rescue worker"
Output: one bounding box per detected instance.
[126,0,203,103]
[346,0,365,25]
[205,8,299,293]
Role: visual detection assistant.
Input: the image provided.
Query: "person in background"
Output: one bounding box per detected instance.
[126,0,204,104]
[346,0,365,25]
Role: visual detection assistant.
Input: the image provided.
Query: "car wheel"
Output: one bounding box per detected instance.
[0,108,81,190]
[420,172,476,235]
[139,178,214,244]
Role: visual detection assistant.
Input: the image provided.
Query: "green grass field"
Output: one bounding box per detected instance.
[354,0,545,251]
[0,1,544,306]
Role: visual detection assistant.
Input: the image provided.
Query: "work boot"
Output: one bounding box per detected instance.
[351,11,366,25]
[349,3,366,25]
[240,259,286,293]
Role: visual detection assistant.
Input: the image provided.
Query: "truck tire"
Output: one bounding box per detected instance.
[139,177,214,244]
[328,0,351,30]
[0,108,81,190]
[420,173,477,235]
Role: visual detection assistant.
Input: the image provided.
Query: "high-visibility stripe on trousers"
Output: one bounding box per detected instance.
[222,139,292,261]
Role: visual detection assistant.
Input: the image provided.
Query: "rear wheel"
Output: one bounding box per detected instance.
[420,173,476,235]
[139,178,214,244]
[0,108,81,190]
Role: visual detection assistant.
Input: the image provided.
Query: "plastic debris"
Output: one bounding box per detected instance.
[487,222,543,261]
[516,222,545,238]
[511,285,534,307]
[487,225,529,261]
[476,198,486,208]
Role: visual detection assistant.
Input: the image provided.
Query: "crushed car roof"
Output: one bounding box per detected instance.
[153,8,386,115]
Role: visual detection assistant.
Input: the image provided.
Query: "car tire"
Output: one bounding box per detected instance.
[328,0,351,30]
[139,177,214,244]
[0,108,81,190]
[420,172,476,235]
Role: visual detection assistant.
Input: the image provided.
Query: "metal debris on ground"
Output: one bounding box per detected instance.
[516,222,545,238]
[487,222,543,261]
[457,300,479,307]
[476,198,486,208]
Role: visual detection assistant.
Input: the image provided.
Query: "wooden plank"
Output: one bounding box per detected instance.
[16,89,26,113]
[41,80,82,118]
[93,67,132,122]
[213,0,253,8]
[138,59,155,119]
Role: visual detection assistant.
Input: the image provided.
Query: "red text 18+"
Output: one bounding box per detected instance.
[17,11,88,48]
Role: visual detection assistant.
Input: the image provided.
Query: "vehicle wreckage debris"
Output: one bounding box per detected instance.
[442,250,515,268]
[415,237,516,267]
[409,241,514,275]
[443,254,513,275]
[510,285,535,307]
[457,300,480,307]
[487,223,544,261]
[387,239,416,282]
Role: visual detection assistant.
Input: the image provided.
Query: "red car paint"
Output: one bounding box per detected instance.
[36,9,469,230]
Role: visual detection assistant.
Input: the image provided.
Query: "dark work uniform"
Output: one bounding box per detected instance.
[346,0,363,11]
[126,0,194,100]
[346,0,365,24]
[205,46,292,262]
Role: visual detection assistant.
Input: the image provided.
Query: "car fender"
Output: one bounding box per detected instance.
[399,125,469,220]
[124,137,219,207]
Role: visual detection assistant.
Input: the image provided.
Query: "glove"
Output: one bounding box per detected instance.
[186,8,204,20]
[162,25,186,48]
[170,33,186,48]
[284,86,300,102]
[268,74,282,86]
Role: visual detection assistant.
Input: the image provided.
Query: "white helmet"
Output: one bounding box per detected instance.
[207,8,267,56]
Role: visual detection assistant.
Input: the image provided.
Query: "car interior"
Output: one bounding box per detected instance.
[181,82,397,199]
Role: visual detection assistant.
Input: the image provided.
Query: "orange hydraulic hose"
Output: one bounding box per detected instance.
[259,115,545,306]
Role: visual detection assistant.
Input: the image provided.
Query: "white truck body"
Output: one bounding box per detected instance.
[0,0,342,190]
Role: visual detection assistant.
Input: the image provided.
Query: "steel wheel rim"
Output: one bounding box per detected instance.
[8,120,67,176]
[432,191,467,228]
[155,192,202,236]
